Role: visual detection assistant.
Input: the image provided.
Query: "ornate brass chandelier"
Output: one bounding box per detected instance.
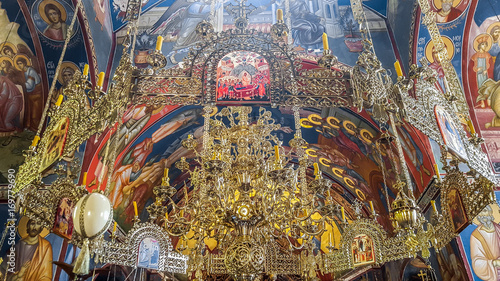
[154,106,336,280]
[8,0,499,279]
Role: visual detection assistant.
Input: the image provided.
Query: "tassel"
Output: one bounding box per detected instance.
[73,238,90,275]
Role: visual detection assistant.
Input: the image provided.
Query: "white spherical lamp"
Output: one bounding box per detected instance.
[72,192,113,275]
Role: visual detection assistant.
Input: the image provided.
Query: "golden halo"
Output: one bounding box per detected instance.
[355,189,366,200]
[300,118,313,128]
[57,61,79,85]
[13,54,31,71]
[342,120,357,135]
[307,114,322,125]
[319,157,331,167]
[487,22,500,40]
[305,148,318,158]
[326,116,340,129]
[0,42,17,55]
[344,177,356,188]
[332,167,344,178]
[0,56,15,67]
[425,36,454,63]
[473,33,493,52]
[433,0,461,10]
[39,0,67,25]
[359,129,374,144]
[18,216,50,239]
[472,202,500,225]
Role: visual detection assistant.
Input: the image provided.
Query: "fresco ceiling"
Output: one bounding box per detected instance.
[3,0,500,280]
[0,0,436,236]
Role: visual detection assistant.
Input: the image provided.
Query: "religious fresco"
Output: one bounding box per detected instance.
[429,0,469,23]
[32,0,75,42]
[0,0,91,184]
[0,215,82,281]
[299,109,436,230]
[462,0,500,174]
[216,51,270,103]
[84,106,204,230]
[460,190,500,281]
[0,1,45,183]
[119,0,396,72]
[413,0,470,93]
[300,109,434,214]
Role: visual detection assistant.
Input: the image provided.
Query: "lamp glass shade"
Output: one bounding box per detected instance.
[72,193,112,239]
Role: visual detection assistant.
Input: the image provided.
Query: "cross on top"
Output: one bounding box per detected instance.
[224,0,257,30]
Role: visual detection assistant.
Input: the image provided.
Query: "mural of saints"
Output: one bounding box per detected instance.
[0,218,53,281]
[0,4,44,138]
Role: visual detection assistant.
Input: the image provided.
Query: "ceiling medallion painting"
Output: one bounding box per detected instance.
[9,0,498,280]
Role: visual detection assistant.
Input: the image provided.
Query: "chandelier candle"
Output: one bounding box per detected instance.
[55,94,64,106]
[31,135,40,147]
[430,200,437,213]
[97,72,105,88]
[83,64,89,76]
[433,164,440,182]
[323,33,329,50]
[394,60,403,77]
[156,35,163,51]
[276,9,283,21]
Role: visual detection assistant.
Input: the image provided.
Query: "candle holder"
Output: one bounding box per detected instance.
[195,20,215,40]
[147,49,168,71]
[132,215,140,224]
[270,21,289,41]
[318,49,338,69]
